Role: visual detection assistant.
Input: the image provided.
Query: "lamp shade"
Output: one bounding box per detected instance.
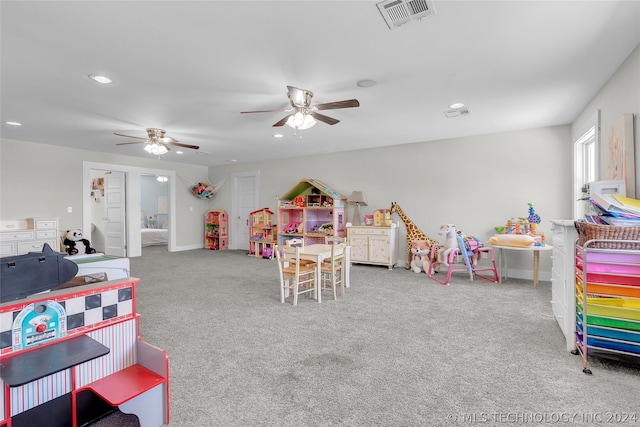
[348,191,367,226]
[348,191,368,206]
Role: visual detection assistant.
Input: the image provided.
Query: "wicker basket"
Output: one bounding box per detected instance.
[574,221,640,249]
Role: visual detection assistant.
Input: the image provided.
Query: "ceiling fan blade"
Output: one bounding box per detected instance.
[287,86,313,108]
[169,141,200,150]
[116,141,146,146]
[314,99,360,111]
[273,115,293,127]
[114,132,147,140]
[310,112,340,125]
[241,108,289,114]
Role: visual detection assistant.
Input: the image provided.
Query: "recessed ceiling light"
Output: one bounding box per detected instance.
[273,133,284,138]
[5,121,22,126]
[175,150,184,155]
[357,79,377,88]
[449,102,465,109]
[226,159,238,163]
[88,74,113,84]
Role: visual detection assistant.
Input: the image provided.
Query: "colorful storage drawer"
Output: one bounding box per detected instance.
[588,315,640,332]
[586,283,640,298]
[586,337,640,355]
[585,272,640,286]
[587,325,640,343]
[585,262,640,275]
[592,252,640,264]
[586,297,640,321]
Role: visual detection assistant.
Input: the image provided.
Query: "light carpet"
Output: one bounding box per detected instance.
[92,246,639,427]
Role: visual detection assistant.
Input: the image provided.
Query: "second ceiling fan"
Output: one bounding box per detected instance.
[114,128,199,155]
[241,86,360,130]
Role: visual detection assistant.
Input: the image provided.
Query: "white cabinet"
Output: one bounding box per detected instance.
[549,219,578,351]
[0,217,59,257]
[347,225,398,270]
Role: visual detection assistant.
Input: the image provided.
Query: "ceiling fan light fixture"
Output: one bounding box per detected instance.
[144,142,168,155]
[285,112,316,130]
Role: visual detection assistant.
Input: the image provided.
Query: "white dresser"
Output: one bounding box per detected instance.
[0,218,59,257]
[549,219,578,351]
[347,224,398,269]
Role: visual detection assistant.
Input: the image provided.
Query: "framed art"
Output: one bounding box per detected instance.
[607,113,635,198]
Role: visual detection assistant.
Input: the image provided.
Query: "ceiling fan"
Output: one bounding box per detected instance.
[114,128,199,155]
[241,86,360,130]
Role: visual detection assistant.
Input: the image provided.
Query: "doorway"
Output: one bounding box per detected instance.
[88,170,127,256]
[83,161,177,257]
[231,171,260,250]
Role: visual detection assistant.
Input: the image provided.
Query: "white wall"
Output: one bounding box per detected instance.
[207,125,572,278]
[0,139,210,252]
[572,43,640,197]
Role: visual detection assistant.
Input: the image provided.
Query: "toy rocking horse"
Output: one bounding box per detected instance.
[438,223,459,266]
[428,225,499,286]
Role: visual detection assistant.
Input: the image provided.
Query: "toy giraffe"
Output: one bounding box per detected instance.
[390,202,439,269]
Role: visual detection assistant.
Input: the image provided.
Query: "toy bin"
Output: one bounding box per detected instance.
[586,297,640,322]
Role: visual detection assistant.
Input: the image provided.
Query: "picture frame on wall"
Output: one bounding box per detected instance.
[607,113,635,198]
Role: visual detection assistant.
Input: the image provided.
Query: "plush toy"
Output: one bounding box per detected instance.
[410,239,430,273]
[63,229,97,256]
[438,224,459,266]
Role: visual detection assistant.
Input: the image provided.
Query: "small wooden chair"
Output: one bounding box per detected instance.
[324,236,346,245]
[285,238,316,267]
[320,243,347,300]
[276,245,318,305]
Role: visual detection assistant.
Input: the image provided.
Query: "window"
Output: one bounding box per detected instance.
[573,110,600,219]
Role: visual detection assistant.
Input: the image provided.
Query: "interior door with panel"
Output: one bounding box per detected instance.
[231,171,259,250]
[104,171,126,257]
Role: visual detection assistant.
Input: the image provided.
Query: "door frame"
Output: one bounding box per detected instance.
[83,161,177,257]
[230,170,260,250]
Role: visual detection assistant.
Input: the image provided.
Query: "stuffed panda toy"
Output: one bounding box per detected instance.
[63,229,96,256]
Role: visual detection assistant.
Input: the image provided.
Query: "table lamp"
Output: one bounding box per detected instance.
[348,191,368,226]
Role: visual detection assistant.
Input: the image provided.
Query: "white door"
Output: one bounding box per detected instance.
[232,171,259,250]
[104,171,126,257]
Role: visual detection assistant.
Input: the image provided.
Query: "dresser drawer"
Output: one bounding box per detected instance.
[348,227,390,236]
[36,229,58,239]
[36,220,57,229]
[0,242,17,257]
[17,240,50,254]
[28,218,58,230]
[0,231,35,242]
[551,248,565,275]
[550,223,566,253]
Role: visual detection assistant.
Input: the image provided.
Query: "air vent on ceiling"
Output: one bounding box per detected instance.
[444,107,470,118]
[377,0,436,30]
